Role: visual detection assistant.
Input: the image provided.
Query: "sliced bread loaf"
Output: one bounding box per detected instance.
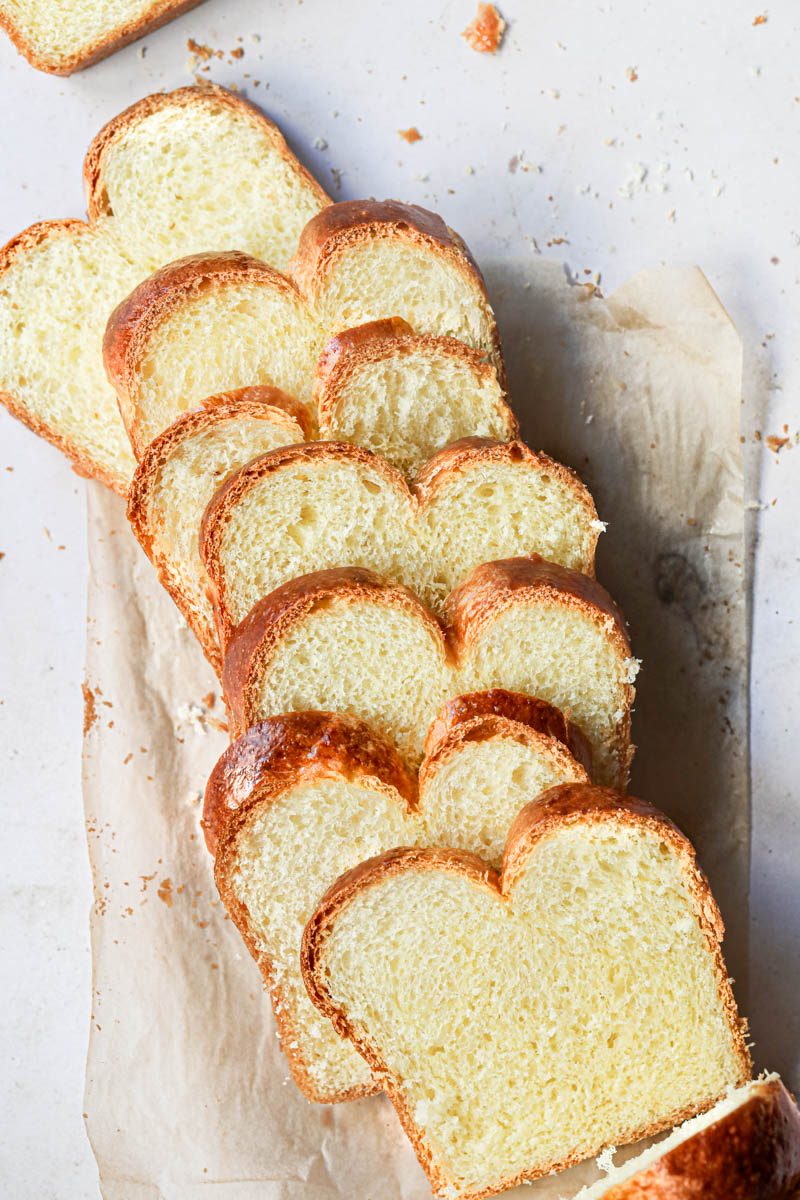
[302,783,751,1197]
[315,318,516,476]
[200,438,601,643]
[0,0,205,75]
[221,557,636,786]
[288,200,505,384]
[0,85,329,493]
[575,1074,800,1200]
[206,704,589,1101]
[127,387,313,677]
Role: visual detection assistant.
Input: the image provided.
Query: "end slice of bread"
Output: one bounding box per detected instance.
[221,556,635,785]
[200,438,600,645]
[127,387,313,676]
[0,0,205,75]
[207,705,588,1100]
[0,85,329,493]
[302,783,751,1197]
[315,319,517,476]
[574,1074,800,1200]
[288,199,505,385]
[104,251,322,457]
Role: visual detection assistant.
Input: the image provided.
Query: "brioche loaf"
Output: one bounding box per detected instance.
[222,558,637,786]
[302,783,751,1197]
[0,86,329,493]
[0,0,204,74]
[315,319,516,476]
[207,704,589,1101]
[288,200,505,385]
[201,438,601,643]
[127,387,313,677]
[575,1074,800,1200]
[103,252,323,457]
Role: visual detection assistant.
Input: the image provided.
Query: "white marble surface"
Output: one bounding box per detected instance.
[0,1,798,1196]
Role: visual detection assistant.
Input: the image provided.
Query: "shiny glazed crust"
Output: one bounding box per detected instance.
[0,0,205,74]
[599,1077,800,1199]
[301,783,752,1199]
[200,439,599,651]
[126,386,313,677]
[287,199,507,387]
[103,251,309,457]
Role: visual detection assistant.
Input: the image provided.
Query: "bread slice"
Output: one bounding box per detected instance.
[315,318,517,476]
[127,387,313,678]
[0,0,204,75]
[288,199,506,385]
[302,783,751,1197]
[206,704,589,1101]
[221,557,637,785]
[201,438,601,644]
[575,1074,800,1200]
[104,252,323,457]
[0,85,329,493]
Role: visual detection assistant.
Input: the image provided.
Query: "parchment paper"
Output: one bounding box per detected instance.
[82,262,746,1200]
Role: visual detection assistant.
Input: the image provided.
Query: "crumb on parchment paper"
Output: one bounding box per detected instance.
[462,3,506,54]
[398,127,422,143]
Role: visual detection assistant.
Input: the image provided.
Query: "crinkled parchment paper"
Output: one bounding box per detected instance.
[83,263,746,1199]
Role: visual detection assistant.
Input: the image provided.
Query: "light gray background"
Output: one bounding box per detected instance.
[0,2,797,1196]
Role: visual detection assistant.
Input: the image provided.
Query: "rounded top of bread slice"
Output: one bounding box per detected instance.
[288,199,505,385]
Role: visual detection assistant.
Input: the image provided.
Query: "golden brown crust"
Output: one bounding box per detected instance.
[0,0,205,75]
[84,83,330,215]
[302,786,752,1199]
[203,709,417,853]
[221,566,448,737]
[423,688,593,775]
[288,199,506,387]
[602,1078,800,1199]
[103,251,307,457]
[126,386,311,677]
[0,219,131,495]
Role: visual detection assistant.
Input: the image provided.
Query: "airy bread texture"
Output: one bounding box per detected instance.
[208,704,589,1101]
[0,86,329,493]
[574,1074,800,1200]
[315,318,516,476]
[127,387,313,677]
[104,253,323,457]
[288,200,505,385]
[222,558,637,786]
[0,0,204,74]
[302,784,751,1198]
[201,438,601,644]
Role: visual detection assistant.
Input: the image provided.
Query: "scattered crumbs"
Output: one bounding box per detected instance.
[230,46,244,58]
[766,434,790,453]
[187,37,214,60]
[43,526,52,541]
[749,64,762,76]
[187,791,203,807]
[123,752,133,765]
[667,208,677,222]
[202,691,215,708]
[157,878,173,907]
[313,136,328,150]
[330,167,343,191]
[603,138,617,147]
[625,66,638,82]
[770,255,780,264]
[546,235,569,246]
[137,45,147,59]
[0,552,4,561]
[82,682,98,736]
[465,164,475,175]
[752,12,767,25]
[249,32,260,43]
[684,167,694,181]
[619,161,648,198]
[398,126,422,143]
[462,3,506,54]
[548,88,560,100]
[687,517,697,526]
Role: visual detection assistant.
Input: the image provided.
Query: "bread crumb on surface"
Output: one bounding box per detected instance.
[766,434,790,453]
[398,126,422,143]
[625,65,638,82]
[753,12,767,24]
[187,37,213,60]
[462,3,506,54]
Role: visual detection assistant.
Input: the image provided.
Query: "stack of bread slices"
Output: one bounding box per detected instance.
[1,84,796,1199]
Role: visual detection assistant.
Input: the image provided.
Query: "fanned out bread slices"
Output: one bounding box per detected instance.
[0,85,330,492]
[102,225,509,473]
[221,557,637,786]
[200,437,602,645]
[104,252,324,458]
[0,0,205,74]
[314,318,517,477]
[301,783,751,1198]
[127,387,314,678]
[287,199,506,386]
[206,701,590,1102]
[574,1074,800,1200]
